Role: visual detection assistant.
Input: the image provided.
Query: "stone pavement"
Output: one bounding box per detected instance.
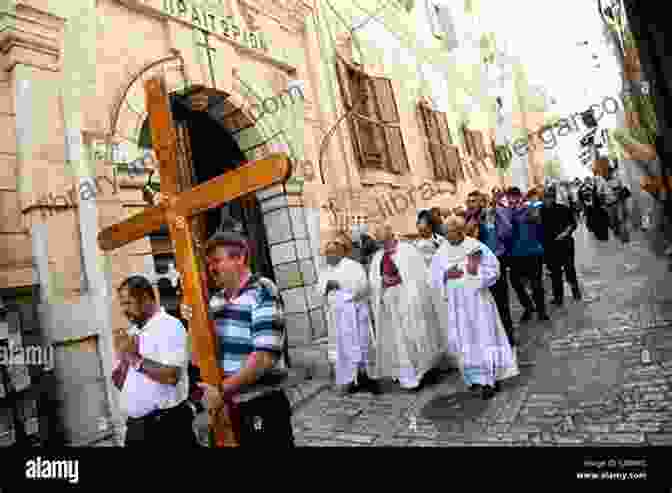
[291,225,672,446]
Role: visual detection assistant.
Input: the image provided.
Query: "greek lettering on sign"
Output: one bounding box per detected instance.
[162,0,268,52]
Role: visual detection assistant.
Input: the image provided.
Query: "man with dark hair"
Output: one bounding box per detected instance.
[542,185,581,306]
[184,230,294,447]
[112,275,197,447]
[507,187,550,322]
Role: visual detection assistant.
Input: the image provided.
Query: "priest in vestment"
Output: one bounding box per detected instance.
[430,216,519,400]
[317,233,380,395]
[369,224,444,390]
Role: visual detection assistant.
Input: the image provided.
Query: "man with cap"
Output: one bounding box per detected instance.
[317,231,380,395]
[182,229,294,447]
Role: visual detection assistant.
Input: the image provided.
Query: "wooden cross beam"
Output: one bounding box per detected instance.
[97,76,291,446]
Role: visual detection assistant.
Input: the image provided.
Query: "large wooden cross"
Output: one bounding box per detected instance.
[97,76,291,445]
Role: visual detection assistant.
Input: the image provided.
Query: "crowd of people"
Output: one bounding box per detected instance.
[108,167,638,448]
[320,182,597,404]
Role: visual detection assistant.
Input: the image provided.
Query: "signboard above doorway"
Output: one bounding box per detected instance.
[155,0,269,52]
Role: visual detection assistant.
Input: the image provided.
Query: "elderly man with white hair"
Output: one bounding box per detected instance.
[430,216,519,400]
[368,223,444,390]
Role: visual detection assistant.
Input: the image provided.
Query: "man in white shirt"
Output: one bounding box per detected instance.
[112,275,197,447]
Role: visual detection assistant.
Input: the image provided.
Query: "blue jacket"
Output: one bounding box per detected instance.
[510,202,544,257]
[479,207,513,258]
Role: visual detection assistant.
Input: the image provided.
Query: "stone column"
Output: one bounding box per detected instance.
[257,185,325,346]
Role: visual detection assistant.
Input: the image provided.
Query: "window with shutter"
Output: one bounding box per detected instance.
[473,130,485,160]
[418,103,461,183]
[461,125,473,156]
[334,56,409,175]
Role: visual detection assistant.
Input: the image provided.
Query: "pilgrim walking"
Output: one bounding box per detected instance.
[430,217,519,400]
[369,223,444,390]
[112,275,197,447]
[317,233,380,395]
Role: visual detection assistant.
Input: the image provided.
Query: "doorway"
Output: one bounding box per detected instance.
[140,93,276,283]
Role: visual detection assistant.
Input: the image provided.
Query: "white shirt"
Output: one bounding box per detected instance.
[118,308,189,419]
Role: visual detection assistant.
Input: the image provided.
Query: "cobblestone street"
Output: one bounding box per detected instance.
[291,225,672,446]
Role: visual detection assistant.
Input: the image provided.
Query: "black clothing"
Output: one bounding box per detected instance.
[541,203,577,246]
[545,237,580,303]
[541,203,580,303]
[490,255,515,346]
[509,255,547,317]
[125,399,199,447]
[236,389,295,447]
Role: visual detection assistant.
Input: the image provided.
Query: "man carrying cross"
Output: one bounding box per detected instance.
[182,230,294,447]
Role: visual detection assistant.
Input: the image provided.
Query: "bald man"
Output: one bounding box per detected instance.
[430,216,518,400]
[368,223,443,390]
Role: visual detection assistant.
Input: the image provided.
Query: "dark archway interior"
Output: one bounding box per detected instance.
[142,94,275,282]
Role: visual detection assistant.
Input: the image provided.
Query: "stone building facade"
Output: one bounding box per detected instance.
[0,0,535,443]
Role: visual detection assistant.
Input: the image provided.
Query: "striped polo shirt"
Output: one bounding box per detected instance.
[209,275,286,375]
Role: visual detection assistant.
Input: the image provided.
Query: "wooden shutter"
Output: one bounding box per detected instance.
[473,130,485,159]
[435,111,457,182]
[335,57,353,108]
[445,144,462,182]
[371,76,408,174]
[462,125,472,156]
[352,117,384,169]
[371,78,399,123]
[436,111,453,145]
[418,103,444,180]
[385,126,410,173]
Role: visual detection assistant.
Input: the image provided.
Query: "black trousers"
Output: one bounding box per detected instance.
[125,400,199,447]
[233,389,295,448]
[509,255,547,315]
[490,255,515,347]
[545,238,579,301]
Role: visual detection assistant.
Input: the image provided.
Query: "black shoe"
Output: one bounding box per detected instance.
[344,382,358,394]
[538,312,550,321]
[493,381,502,393]
[469,384,483,394]
[551,298,563,307]
[482,385,496,400]
[359,373,381,395]
[572,287,582,301]
[520,310,533,323]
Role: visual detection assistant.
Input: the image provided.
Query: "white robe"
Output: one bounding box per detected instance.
[414,234,444,279]
[316,257,374,385]
[430,237,519,387]
[369,241,444,388]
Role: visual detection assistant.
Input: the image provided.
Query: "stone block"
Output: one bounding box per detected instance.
[260,193,288,213]
[270,241,298,265]
[274,261,303,290]
[309,308,327,339]
[263,207,292,244]
[281,286,307,314]
[285,312,311,345]
[289,207,308,239]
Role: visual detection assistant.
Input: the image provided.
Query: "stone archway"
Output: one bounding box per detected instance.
[110,57,324,348]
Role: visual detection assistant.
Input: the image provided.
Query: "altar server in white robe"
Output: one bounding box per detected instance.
[369,223,444,390]
[430,216,519,400]
[317,234,380,395]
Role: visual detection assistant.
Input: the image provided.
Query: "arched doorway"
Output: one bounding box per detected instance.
[137,92,276,283]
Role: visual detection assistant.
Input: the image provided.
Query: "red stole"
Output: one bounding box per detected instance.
[381,240,402,288]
